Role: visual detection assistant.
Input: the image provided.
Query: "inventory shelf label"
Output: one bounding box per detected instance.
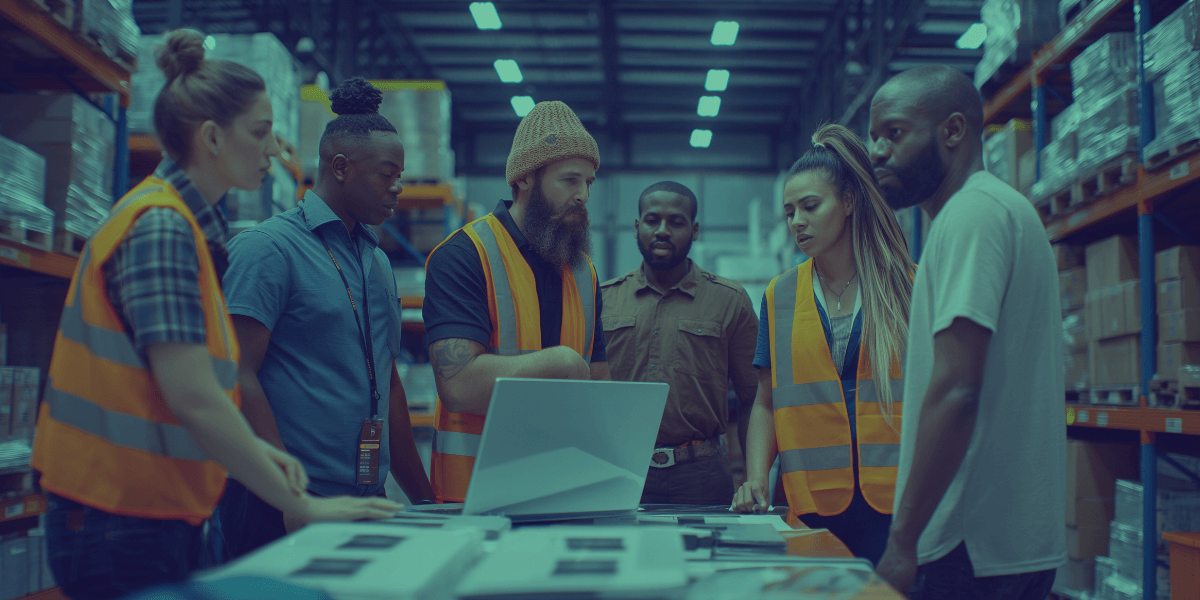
[1096,413,1108,427]
[1165,418,1183,434]
[1078,410,1089,423]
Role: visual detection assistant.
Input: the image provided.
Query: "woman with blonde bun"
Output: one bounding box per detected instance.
[30,29,402,599]
[733,124,913,566]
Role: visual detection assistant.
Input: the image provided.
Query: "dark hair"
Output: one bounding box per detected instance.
[319,78,398,156]
[153,29,267,167]
[638,181,698,220]
[511,165,547,201]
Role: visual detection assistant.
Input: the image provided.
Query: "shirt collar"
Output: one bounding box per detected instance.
[154,157,228,246]
[301,189,380,246]
[635,258,700,297]
[494,200,529,249]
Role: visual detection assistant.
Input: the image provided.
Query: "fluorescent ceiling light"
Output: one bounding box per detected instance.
[690,129,713,148]
[697,96,721,117]
[711,21,739,46]
[494,59,523,83]
[955,23,987,49]
[469,2,502,30]
[705,69,730,92]
[511,96,535,117]
[203,35,216,50]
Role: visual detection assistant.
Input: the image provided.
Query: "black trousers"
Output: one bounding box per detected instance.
[640,450,736,506]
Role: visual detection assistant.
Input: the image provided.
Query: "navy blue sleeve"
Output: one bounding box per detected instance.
[591,276,607,362]
[422,232,492,348]
[753,293,771,369]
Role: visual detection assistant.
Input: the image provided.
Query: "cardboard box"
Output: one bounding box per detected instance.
[1090,335,1140,386]
[11,367,39,443]
[1122,280,1141,336]
[1066,440,1140,528]
[1182,364,1200,388]
[1054,557,1095,595]
[1018,147,1038,197]
[1060,268,1087,312]
[1097,282,1140,339]
[1160,309,1200,343]
[1067,525,1111,560]
[1156,245,1200,282]
[1086,235,1138,291]
[1064,309,1088,353]
[984,119,1033,189]
[1085,290,1103,341]
[1065,349,1089,392]
[1159,342,1200,381]
[1157,275,1200,312]
[1054,244,1085,271]
[0,368,12,443]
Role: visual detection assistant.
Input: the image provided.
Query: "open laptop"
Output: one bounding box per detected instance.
[410,378,668,522]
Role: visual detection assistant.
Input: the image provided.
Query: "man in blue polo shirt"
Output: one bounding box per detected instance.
[216,78,434,560]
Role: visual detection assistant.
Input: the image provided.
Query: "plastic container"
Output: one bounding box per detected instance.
[1163,532,1200,600]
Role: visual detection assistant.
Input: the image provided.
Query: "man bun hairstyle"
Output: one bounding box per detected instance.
[319,78,398,156]
[152,29,267,167]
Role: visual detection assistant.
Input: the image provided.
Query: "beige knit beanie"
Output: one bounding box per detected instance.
[505,101,600,186]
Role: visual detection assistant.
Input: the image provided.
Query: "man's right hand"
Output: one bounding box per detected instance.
[732,480,770,514]
[293,495,405,527]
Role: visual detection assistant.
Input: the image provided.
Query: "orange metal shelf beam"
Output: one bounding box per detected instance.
[0,0,132,105]
[398,184,455,211]
[1066,405,1200,435]
[983,0,1131,124]
[0,238,77,279]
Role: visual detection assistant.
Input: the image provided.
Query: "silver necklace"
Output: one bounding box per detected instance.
[815,266,858,311]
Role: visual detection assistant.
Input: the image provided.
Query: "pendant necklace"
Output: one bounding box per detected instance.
[815,266,858,311]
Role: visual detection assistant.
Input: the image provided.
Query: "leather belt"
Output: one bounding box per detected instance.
[650,436,722,468]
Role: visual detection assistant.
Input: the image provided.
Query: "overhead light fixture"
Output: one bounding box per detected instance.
[203,35,216,50]
[955,23,987,49]
[705,69,730,92]
[511,96,535,117]
[690,129,713,148]
[494,59,523,83]
[697,96,721,117]
[469,2,502,30]
[711,21,739,46]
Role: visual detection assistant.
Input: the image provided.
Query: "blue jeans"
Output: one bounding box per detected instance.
[909,543,1057,600]
[210,478,287,565]
[44,494,204,600]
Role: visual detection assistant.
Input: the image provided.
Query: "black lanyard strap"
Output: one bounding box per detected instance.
[319,231,380,419]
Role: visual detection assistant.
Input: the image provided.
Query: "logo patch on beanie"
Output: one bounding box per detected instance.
[545,135,557,145]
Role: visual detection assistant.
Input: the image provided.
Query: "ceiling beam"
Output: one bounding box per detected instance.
[836,0,930,125]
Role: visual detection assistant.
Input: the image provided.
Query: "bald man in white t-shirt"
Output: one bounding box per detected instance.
[866,65,1067,599]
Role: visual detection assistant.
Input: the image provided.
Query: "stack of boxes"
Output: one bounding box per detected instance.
[1156,246,1200,385]
[0,367,39,459]
[1056,440,1139,596]
[974,0,1060,92]
[0,136,52,243]
[983,119,1036,196]
[377,86,455,182]
[76,0,140,63]
[1070,33,1139,176]
[1143,0,1200,165]
[1084,235,1142,393]
[1099,476,1200,600]
[1057,244,1089,392]
[1031,104,1080,202]
[0,94,116,240]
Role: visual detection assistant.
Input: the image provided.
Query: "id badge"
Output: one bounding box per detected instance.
[357,417,385,485]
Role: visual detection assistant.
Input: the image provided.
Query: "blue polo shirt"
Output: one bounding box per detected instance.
[223,190,401,497]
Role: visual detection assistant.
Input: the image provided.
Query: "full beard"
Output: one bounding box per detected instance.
[524,180,593,270]
[636,236,692,272]
[880,136,948,210]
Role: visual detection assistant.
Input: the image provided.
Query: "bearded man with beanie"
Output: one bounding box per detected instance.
[422,100,610,503]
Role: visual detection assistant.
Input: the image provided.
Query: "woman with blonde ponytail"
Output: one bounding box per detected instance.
[733,124,913,566]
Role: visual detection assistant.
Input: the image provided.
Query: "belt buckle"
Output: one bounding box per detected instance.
[650,448,676,468]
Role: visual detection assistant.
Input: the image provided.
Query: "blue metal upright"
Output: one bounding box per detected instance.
[1033,83,1048,181]
[114,106,129,198]
[1134,1,1155,597]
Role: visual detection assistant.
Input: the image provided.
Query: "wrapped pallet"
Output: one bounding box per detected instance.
[77,0,139,63]
[1070,33,1139,175]
[975,0,1060,90]
[378,85,454,181]
[1076,88,1139,176]
[0,136,52,241]
[0,94,115,239]
[1144,1,1200,167]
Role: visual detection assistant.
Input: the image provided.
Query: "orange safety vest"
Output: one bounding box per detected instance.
[426,214,596,502]
[766,259,902,525]
[30,176,240,525]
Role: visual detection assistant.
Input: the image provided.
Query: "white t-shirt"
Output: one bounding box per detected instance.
[894,170,1067,577]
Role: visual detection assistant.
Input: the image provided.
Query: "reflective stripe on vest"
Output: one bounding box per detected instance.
[433,429,482,457]
[768,259,903,517]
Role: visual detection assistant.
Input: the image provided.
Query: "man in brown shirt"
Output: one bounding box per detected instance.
[601,181,759,505]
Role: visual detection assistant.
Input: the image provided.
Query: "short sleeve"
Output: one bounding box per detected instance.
[422,233,493,347]
[591,274,608,362]
[929,194,1014,335]
[107,208,208,352]
[223,230,291,331]
[753,293,771,369]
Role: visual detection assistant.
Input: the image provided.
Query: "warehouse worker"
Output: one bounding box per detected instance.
[601,181,758,505]
[29,30,399,600]
[422,101,609,503]
[217,77,434,560]
[733,124,914,567]
[868,65,1065,598]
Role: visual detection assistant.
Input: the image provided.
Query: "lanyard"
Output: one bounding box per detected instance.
[319,231,380,419]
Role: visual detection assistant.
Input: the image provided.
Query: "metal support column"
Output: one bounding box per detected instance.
[1134,1,1155,596]
[104,95,130,202]
[1033,79,1047,182]
[1141,429,1157,600]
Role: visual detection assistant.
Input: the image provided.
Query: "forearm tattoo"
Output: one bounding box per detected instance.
[431,339,476,382]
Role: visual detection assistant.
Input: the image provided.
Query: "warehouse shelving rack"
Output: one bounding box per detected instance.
[982,1,1200,598]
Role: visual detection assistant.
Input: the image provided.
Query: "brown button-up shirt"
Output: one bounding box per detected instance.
[601,260,759,447]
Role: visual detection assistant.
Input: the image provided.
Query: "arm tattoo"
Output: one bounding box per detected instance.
[431,339,476,382]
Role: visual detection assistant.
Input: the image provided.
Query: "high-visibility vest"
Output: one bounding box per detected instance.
[30,176,240,525]
[766,259,902,524]
[426,214,596,503]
